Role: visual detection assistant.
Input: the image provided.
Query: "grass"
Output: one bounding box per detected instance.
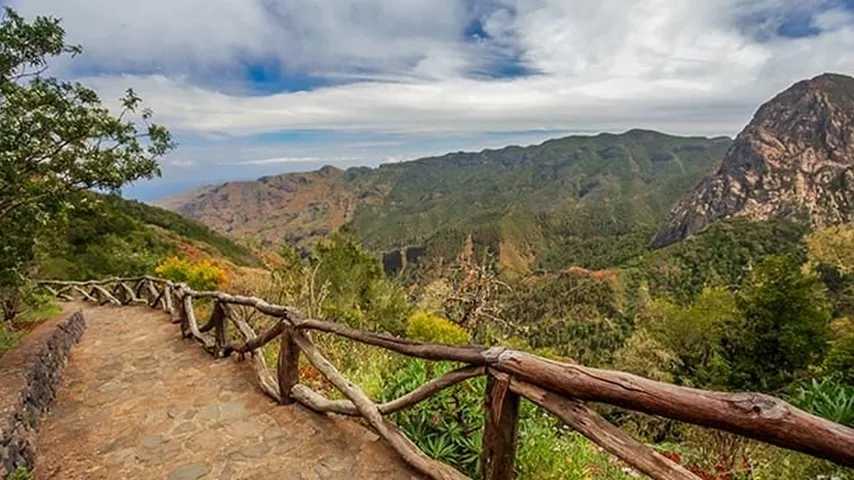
[0,298,61,359]
[5,467,33,480]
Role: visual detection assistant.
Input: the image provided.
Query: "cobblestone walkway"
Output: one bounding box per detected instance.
[34,303,420,480]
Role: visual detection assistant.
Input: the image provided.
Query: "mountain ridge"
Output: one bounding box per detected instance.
[159,129,731,271]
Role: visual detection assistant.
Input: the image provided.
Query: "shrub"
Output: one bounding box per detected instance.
[154,256,226,291]
[824,317,854,383]
[634,287,739,388]
[406,310,470,345]
[6,467,33,480]
[791,376,854,427]
[381,360,483,477]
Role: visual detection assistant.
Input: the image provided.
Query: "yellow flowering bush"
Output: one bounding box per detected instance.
[154,256,226,291]
[405,310,470,345]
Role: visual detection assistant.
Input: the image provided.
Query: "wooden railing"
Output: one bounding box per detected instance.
[38,276,854,480]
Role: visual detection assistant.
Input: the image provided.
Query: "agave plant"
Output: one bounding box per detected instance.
[792,376,854,427]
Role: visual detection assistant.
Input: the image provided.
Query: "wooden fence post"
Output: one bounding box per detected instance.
[277,326,300,404]
[481,372,520,480]
[212,302,227,358]
[180,294,192,338]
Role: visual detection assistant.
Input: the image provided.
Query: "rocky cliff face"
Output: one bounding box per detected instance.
[652,73,854,248]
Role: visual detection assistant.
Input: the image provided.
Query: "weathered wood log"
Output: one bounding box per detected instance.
[72,286,97,303]
[119,282,137,304]
[146,281,162,308]
[277,327,300,404]
[199,302,221,333]
[226,320,286,354]
[90,284,121,305]
[509,378,700,480]
[180,293,217,352]
[151,286,166,309]
[188,289,290,317]
[111,283,128,304]
[56,285,73,296]
[295,317,487,365]
[290,365,484,416]
[225,305,282,401]
[133,278,147,298]
[292,330,470,480]
[164,284,177,320]
[213,302,228,357]
[490,350,854,467]
[481,372,519,480]
[178,292,190,336]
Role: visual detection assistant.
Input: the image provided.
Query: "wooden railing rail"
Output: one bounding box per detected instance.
[37,277,854,480]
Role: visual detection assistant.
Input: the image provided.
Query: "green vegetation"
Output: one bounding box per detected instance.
[348,130,731,273]
[35,193,259,282]
[792,376,854,427]
[0,7,171,323]
[405,310,470,345]
[727,255,831,391]
[5,467,32,480]
[227,218,854,479]
[0,290,59,358]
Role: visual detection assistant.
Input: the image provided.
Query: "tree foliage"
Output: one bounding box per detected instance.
[725,255,832,391]
[0,8,173,320]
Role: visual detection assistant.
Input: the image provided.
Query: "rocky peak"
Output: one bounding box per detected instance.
[651,73,854,248]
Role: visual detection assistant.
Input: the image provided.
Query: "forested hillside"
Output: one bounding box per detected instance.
[35,193,261,281]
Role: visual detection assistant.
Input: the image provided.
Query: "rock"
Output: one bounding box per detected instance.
[0,310,86,477]
[168,462,210,480]
[653,73,854,247]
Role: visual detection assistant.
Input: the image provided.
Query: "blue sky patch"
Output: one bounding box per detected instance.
[243,62,329,94]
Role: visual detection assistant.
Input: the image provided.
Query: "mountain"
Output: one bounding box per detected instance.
[158,166,382,247]
[160,130,730,272]
[652,73,854,248]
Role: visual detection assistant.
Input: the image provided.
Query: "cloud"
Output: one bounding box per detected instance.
[226,156,363,166]
[8,0,854,196]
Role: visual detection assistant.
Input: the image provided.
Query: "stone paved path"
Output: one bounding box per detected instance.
[33,303,421,480]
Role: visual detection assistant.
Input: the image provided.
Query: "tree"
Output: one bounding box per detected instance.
[635,287,739,388]
[443,235,511,343]
[0,8,173,321]
[725,255,832,391]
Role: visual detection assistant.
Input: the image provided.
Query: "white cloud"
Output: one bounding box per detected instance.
[9,0,854,192]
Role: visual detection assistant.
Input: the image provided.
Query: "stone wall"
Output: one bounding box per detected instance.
[0,311,86,478]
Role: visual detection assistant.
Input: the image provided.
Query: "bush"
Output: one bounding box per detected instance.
[309,234,411,334]
[635,287,739,388]
[406,310,470,345]
[824,317,854,383]
[791,376,854,427]
[154,256,226,291]
[381,359,483,477]
[6,467,33,480]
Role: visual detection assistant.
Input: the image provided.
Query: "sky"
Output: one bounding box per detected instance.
[7,0,854,200]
